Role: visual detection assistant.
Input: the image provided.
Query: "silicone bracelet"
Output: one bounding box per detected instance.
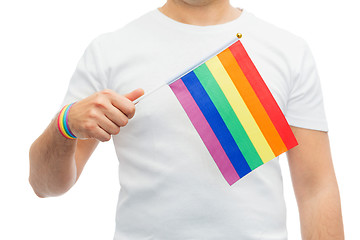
[57,103,77,139]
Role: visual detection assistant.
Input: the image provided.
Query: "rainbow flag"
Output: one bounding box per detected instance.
[169,37,298,185]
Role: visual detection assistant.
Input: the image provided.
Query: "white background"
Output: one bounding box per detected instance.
[0,0,358,239]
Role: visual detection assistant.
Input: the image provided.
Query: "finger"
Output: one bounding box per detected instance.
[103,105,129,128]
[110,95,137,119]
[97,115,121,136]
[124,88,144,101]
[92,127,112,142]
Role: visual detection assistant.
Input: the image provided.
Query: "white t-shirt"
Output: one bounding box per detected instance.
[61,7,329,240]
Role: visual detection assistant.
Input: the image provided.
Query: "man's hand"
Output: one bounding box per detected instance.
[67,88,144,142]
[29,88,144,197]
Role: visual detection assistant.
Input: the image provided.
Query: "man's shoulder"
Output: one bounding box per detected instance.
[92,9,157,46]
[244,10,308,52]
[242,9,312,74]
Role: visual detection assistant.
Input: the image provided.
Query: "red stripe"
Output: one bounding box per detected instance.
[229,41,298,150]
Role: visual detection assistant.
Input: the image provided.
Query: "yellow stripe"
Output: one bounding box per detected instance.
[206,56,275,162]
[59,107,68,136]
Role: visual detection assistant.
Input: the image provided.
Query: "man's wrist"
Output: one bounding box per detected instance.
[57,103,77,140]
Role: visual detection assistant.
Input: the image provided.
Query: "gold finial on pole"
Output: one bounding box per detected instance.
[236,33,242,39]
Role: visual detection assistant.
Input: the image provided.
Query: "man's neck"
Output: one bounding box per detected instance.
[158,0,242,26]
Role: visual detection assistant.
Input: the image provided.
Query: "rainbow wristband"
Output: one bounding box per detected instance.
[57,103,77,139]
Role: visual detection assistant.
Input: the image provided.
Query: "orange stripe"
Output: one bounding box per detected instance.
[218,48,287,156]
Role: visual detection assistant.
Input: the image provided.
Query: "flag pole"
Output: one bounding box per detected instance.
[133,33,243,105]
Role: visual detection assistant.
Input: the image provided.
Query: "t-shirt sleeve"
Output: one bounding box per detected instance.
[59,35,108,109]
[285,40,329,132]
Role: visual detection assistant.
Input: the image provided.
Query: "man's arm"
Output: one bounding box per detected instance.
[286,126,344,239]
[29,119,99,198]
[29,88,144,198]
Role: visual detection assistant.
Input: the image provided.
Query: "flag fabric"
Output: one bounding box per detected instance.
[169,38,298,186]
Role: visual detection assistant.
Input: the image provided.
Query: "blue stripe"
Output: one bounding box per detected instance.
[181,71,251,178]
[63,103,77,138]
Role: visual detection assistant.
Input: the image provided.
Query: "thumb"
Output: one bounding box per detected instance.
[124,88,144,102]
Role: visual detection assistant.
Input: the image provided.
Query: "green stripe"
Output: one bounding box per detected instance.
[194,63,263,170]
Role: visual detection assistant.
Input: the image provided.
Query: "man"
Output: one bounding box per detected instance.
[29,0,344,239]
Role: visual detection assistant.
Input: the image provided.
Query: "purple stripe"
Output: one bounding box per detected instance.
[169,79,240,185]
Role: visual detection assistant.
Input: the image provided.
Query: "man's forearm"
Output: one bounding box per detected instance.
[298,182,344,240]
[29,116,77,198]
